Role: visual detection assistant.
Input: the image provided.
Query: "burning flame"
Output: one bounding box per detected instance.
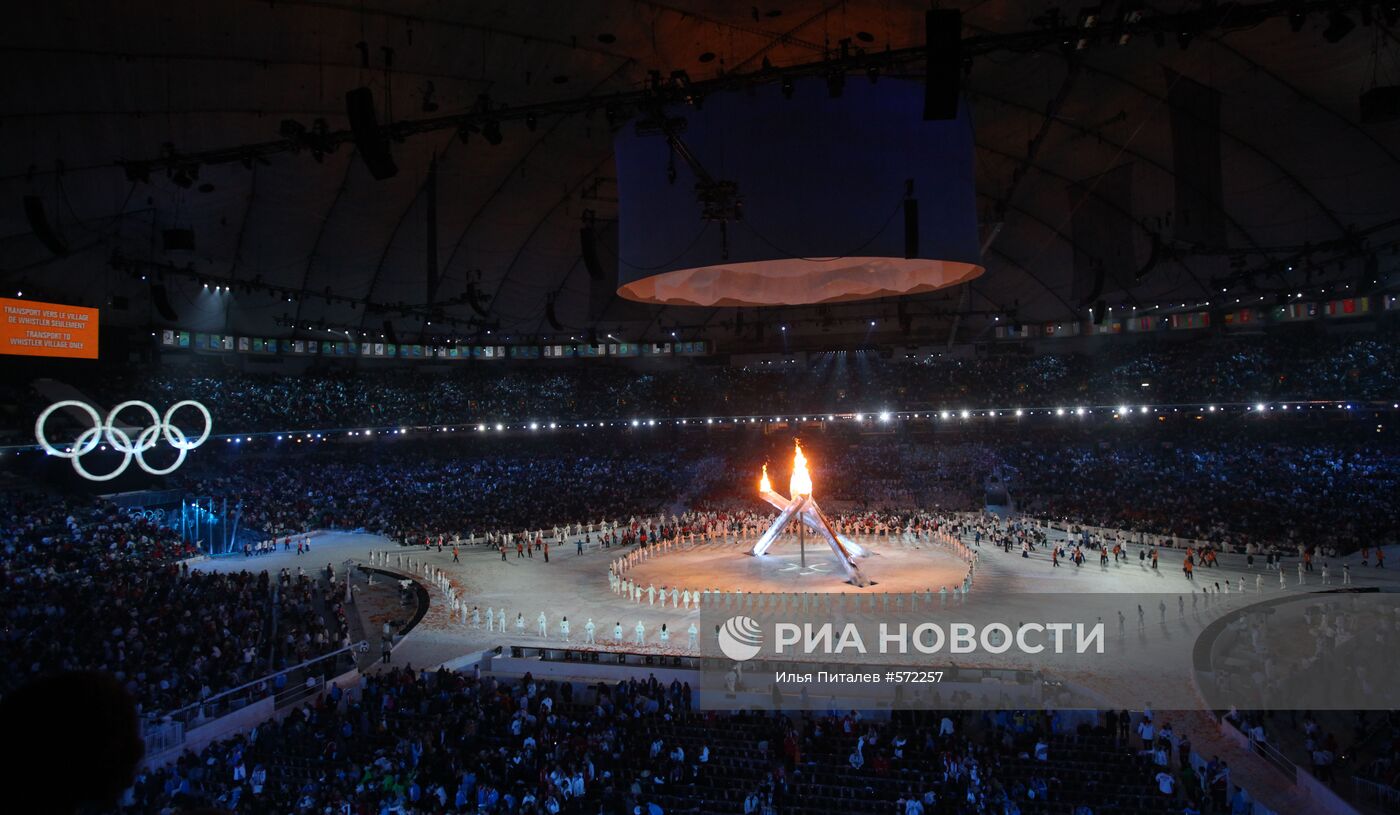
[789,441,813,496]
[759,462,772,494]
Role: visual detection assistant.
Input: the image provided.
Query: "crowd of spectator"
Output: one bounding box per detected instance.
[173,436,717,544]
[156,415,1399,560]
[997,432,1397,553]
[687,422,1397,555]
[0,491,349,714]
[13,325,1395,439]
[109,663,1189,815]
[113,668,704,815]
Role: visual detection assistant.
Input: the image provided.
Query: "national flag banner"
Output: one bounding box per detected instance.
[1170,312,1208,329]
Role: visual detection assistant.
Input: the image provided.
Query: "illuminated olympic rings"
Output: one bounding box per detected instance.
[34,399,212,481]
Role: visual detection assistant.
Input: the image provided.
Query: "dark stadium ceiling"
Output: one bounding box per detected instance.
[2,0,1398,349]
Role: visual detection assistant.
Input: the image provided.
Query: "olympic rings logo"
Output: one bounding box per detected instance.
[126,507,167,523]
[35,399,213,481]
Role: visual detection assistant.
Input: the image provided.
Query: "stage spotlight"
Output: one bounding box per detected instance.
[1076,407,1086,416]
[1254,403,1265,412]
[1014,409,1024,417]
[940,411,950,419]
[549,422,557,429]
[1056,408,1066,416]
[707,418,714,424]
[1118,405,1130,415]
[1140,406,1149,414]
[960,409,970,419]
[529,422,539,430]
[1208,405,1216,412]
[495,423,504,431]
[879,412,891,422]
[854,413,865,421]
[827,415,835,421]
[631,419,640,427]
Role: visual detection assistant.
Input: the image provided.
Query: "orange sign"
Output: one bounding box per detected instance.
[0,298,99,359]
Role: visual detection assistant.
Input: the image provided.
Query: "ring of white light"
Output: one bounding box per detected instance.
[106,400,162,453]
[164,400,212,449]
[35,400,101,458]
[34,398,212,481]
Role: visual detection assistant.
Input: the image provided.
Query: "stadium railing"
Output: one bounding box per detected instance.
[1352,777,1400,812]
[141,640,366,760]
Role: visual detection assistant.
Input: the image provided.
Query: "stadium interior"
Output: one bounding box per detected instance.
[1,2,1398,814]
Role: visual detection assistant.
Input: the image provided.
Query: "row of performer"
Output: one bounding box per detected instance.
[463,608,700,649]
[605,528,980,605]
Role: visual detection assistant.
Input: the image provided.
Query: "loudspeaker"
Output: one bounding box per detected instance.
[1136,233,1162,281]
[1359,254,1380,296]
[162,228,195,252]
[151,284,180,322]
[382,320,399,346]
[923,10,962,121]
[1361,86,1400,124]
[346,87,399,180]
[464,282,490,317]
[1079,262,1106,308]
[545,296,563,330]
[23,195,68,257]
[903,197,919,258]
[580,223,604,280]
